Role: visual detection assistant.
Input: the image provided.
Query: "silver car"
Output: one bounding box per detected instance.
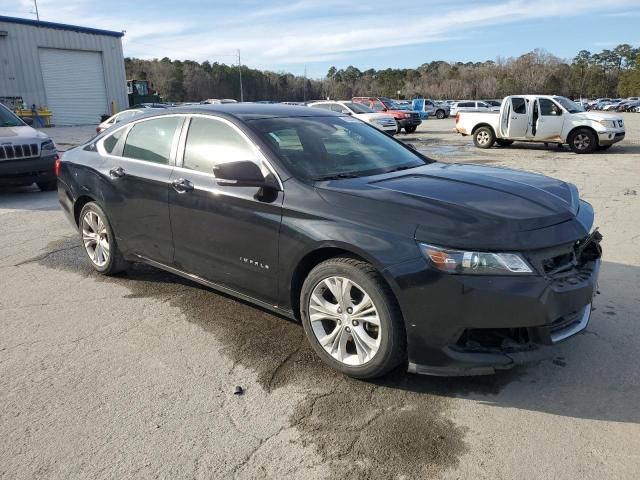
[0,103,58,191]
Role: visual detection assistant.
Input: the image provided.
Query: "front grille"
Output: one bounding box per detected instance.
[376,119,397,128]
[618,120,624,128]
[410,112,420,120]
[0,143,39,160]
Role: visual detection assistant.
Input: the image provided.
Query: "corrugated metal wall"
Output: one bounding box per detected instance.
[0,19,128,124]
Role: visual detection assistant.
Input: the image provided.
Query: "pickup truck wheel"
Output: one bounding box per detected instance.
[495,139,514,147]
[405,125,417,134]
[568,128,597,154]
[79,202,128,275]
[436,110,445,119]
[300,257,406,379]
[473,126,495,148]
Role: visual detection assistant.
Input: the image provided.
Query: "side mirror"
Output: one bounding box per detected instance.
[343,111,352,116]
[23,117,34,126]
[213,161,274,188]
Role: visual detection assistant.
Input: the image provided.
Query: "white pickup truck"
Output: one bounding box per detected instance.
[455,95,626,153]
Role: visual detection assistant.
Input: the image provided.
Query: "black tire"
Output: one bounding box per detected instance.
[435,109,445,119]
[404,125,417,134]
[596,144,612,151]
[78,202,128,275]
[495,139,514,147]
[37,180,57,191]
[473,126,496,149]
[568,128,597,154]
[300,257,406,379]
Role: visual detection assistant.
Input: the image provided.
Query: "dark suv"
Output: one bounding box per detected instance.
[57,104,601,378]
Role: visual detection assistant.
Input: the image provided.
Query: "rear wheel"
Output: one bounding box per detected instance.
[435,110,445,119]
[300,257,406,379]
[568,128,597,154]
[495,139,514,147]
[473,126,496,148]
[404,125,417,134]
[79,202,128,275]
[37,180,57,191]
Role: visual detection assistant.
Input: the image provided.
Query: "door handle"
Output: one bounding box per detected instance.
[172,178,194,193]
[109,167,126,178]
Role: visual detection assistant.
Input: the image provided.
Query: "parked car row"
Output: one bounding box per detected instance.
[585,97,640,112]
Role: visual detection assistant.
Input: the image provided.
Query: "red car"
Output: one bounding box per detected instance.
[352,96,422,133]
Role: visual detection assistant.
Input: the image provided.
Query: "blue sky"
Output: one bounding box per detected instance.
[5,0,640,77]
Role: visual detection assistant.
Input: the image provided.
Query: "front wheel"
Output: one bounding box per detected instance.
[435,110,445,119]
[300,257,406,379]
[568,128,597,154]
[404,125,417,134]
[473,126,496,148]
[79,202,128,275]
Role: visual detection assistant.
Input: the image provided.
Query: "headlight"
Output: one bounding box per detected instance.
[419,243,533,275]
[403,113,411,118]
[598,120,616,129]
[41,139,57,155]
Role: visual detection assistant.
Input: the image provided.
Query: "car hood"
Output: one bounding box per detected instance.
[356,113,395,122]
[574,111,623,123]
[0,125,50,143]
[316,163,592,250]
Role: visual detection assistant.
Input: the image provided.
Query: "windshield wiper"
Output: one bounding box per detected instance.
[382,165,418,174]
[313,173,361,181]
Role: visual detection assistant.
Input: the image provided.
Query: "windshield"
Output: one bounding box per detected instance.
[0,104,25,127]
[553,96,584,113]
[250,116,429,181]
[342,102,373,114]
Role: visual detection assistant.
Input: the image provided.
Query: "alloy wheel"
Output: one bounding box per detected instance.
[476,130,490,145]
[82,210,110,267]
[308,276,381,366]
[573,133,591,151]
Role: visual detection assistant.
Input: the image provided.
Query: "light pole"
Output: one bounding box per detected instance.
[237,49,244,102]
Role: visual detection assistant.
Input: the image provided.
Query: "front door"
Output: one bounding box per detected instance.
[502,96,529,138]
[532,97,565,141]
[168,115,283,303]
[99,116,183,264]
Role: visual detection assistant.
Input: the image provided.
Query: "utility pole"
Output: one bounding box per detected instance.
[237,49,244,102]
[303,65,307,102]
[33,0,40,20]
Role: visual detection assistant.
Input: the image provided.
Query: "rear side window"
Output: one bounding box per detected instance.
[458,102,474,108]
[103,128,124,154]
[183,117,256,173]
[512,97,527,114]
[310,103,332,110]
[122,117,181,164]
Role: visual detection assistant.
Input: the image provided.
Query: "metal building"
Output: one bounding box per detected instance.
[0,15,127,125]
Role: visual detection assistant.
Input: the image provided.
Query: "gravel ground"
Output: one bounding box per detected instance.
[1,114,639,479]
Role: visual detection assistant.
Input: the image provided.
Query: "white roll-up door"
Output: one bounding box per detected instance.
[39,49,108,125]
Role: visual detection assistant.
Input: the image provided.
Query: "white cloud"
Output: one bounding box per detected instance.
[3,0,638,71]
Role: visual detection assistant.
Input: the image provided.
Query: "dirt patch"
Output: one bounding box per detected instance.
[29,236,520,479]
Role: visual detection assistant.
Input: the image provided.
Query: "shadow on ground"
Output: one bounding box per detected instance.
[24,236,640,479]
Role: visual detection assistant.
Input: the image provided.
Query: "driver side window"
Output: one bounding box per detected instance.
[539,98,561,116]
[183,117,258,174]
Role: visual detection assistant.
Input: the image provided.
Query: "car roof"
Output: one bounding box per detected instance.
[148,103,342,121]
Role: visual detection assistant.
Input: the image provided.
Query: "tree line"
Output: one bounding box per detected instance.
[124,44,639,103]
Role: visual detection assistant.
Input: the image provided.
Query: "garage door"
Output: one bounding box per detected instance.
[39,49,108,125]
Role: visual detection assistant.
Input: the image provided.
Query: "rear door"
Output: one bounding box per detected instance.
[168,115,283,303]
[98,115,184,264]
[502,97,529,139]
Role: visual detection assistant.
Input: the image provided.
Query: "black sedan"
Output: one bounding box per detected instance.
[57,104,601,378]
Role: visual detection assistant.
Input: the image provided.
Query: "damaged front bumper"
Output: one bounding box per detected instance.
[387,235,602,376]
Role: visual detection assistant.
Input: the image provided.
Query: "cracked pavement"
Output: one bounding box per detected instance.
[1,118,639,479]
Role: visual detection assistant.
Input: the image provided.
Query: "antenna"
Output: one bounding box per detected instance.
[33,0,40,20]
[237,49,244,102]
